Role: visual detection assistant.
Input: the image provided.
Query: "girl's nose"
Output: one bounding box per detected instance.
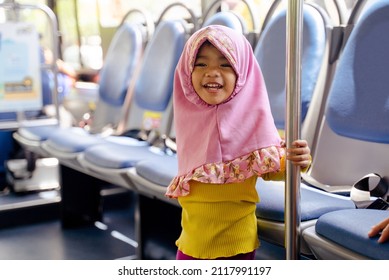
[205,67,220,77]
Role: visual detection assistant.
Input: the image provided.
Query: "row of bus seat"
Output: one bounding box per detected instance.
[11,0,389,259]
[262,0,389,259]
[13,13,151,152]
[300,0,389,259]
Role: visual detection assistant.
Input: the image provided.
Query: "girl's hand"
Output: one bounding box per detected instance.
[285,139,311,169]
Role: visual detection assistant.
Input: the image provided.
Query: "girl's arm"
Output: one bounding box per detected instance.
[262,139,311,181]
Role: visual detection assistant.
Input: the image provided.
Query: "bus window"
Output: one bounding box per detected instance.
[56,0,102,72]
[55,0,203,76]
[1,0,53,49]
[97,0,201,27]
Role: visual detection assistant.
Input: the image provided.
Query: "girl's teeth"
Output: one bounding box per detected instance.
[205,83,221,88]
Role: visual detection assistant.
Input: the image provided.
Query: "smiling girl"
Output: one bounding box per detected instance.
[166,25,311,260]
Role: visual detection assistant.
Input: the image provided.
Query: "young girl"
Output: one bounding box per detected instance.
[165,25,311,260]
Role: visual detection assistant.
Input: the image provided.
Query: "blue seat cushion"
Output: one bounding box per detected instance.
[315,209,389,259]
[18,125,60,141]
[135,155,178,186]
[44,127,106,153]
[256,179,355,222]
[82,143,162,169]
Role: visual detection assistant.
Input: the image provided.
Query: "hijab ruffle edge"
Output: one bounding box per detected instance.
[166,145,284,198]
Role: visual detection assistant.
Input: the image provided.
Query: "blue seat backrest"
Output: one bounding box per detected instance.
[202,11,246,33]
[326,1,389,144]
[98,23,144,107]
[305,0,389,190]
[254,4,327,129]
[134,20,186,112]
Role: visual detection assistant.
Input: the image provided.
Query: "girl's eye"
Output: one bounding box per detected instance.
[221,63,232,68]
[194,63,206,67]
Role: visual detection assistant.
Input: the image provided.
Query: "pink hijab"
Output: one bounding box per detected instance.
[166,25,282,198]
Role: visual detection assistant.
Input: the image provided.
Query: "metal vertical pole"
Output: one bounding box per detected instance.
[285,0,303,260]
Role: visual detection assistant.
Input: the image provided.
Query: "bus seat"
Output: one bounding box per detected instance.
[301,0,389,260]
[202,11,247,34]
[302,0,389,194]
[13,21,147,157]
[67,22,147,133]
[303,209,389,260]
[128,154,179,205]
[254,3,327,136]
[255,179,355,255]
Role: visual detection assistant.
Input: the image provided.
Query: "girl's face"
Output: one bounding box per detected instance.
[191,42,237,105]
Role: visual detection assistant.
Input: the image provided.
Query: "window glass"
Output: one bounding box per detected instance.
[97,0,201,27]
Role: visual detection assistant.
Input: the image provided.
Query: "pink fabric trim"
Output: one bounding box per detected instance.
[166,146,284,198]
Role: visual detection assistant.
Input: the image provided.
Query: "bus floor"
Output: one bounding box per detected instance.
[0,186,137,260]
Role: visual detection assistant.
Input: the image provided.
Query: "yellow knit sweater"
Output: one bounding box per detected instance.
[177,176,260,259]
[176,156,294,259]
